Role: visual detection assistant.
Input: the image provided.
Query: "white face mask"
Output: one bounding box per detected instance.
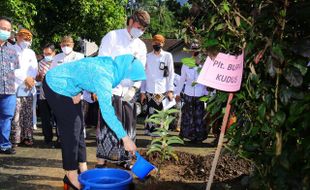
[19,41,31,49]
[61,46,73,55]
[130,27,144,39]
[44,55,53,62]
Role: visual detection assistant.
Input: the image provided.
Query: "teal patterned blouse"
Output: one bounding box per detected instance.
[45,54,146,139]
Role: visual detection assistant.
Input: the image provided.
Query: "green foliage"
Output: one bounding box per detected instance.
[181,0,310,189]
[1,0,126,52]
[136,0,183,38]
[145,109,184,178]
[181,57,196,68]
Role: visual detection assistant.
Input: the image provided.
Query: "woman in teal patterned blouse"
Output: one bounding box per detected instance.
[43,54,145,189]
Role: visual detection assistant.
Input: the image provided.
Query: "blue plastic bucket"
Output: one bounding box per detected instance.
[131,152,156,180]
[78,168,133,190]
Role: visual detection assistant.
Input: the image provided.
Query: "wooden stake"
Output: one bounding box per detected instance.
[206,93,234,190]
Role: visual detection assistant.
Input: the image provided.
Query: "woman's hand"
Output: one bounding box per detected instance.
[72,93,82,104]
[122,136,137,155]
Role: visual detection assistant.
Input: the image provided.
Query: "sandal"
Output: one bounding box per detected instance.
[24,139,33,146]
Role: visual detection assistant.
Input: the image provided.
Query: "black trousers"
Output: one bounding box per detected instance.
[39,99,58,143]
[43,80,86,170]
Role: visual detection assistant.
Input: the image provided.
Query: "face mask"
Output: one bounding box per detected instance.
[44,55,53,62]
[130,27,144,39]
[0,29,11,41]
[19,41,31,49]
[61,46,73,55]
[153,45,161,52]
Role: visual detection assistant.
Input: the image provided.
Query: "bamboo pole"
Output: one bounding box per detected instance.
[206,92,234,190]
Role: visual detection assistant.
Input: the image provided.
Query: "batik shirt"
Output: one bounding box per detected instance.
[0,43,19,94]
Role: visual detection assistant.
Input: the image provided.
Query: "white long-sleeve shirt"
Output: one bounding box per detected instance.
[141,50,175,94]
[50,51,84,69]
[13,44,38,90]
[175,64,208,97]
[98,28,147,96]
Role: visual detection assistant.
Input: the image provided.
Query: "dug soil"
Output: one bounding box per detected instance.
[134,150,253,190]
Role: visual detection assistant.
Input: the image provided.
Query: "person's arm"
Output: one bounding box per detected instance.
[95,76,136,154]
[166,53,175,100]
[94,77,127,139]
[24,51,38,89]
[98,32,113,56]
[131,42,147,89]
[175,65,187,102]
[166,53,175,92]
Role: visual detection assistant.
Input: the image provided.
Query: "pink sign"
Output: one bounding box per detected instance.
[197,52,244,92]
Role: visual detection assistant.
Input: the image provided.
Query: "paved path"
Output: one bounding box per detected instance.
[0,123,216,190]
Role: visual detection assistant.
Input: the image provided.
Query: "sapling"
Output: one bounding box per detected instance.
[145,109,184,178]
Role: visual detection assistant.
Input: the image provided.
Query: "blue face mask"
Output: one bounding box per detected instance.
[44,55,53,62]
[0,29,11,41]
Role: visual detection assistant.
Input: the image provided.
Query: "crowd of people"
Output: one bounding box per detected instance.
[0,10,213,189]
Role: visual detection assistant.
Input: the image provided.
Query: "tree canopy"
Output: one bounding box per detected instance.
[1,0,127,52]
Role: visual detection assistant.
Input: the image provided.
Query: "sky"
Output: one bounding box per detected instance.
[176,0,189,6]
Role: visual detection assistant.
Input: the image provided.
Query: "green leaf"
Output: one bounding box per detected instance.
[273,111,286,126]
[147,147,162,155]
[203,39,219,48]
[167,138,184,145]
[293,61,308,76]
[199,96,209,102]
[267,56,276,78]
[214,24,224,31]
[258,104,266,120]
[283,67,303,87]
[181,57,196,68]
[222,2,230,12]
[279,85,292,105]
[272,44,284,63]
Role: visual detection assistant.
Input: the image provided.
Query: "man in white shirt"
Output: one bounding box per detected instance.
[96,10,150,168]
[11,29,38,147]
[51,36,84,69]
[140,34,175,135]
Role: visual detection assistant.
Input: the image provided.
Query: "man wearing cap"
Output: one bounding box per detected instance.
[140,34,175,135]
[96,10,150,168]
[0,16,19,154]
[11,28,38,147]
[51,36,84,69]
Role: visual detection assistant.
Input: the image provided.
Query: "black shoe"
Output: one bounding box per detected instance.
[63,175,79,190]
[0,148,16,154]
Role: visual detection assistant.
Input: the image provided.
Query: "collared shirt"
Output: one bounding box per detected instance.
[0,42,19,94]
[98,28,147,96]
[175,64,208,97]
[141,50,175,94]
[50,51,84,69]
[13,44,38,90]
